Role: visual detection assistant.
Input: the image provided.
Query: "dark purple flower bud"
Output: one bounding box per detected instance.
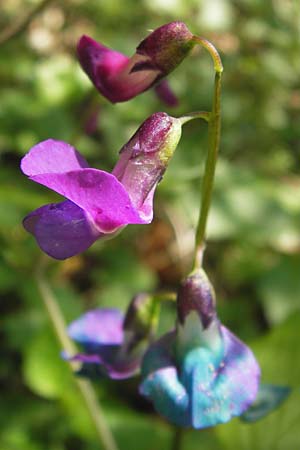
[77,22,195,104]
[177,269,216,329]
[66,293,160,379]
[21,113,181,259]
[136,21,194,74]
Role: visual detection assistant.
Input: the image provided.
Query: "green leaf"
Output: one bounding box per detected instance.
[23,329,72,399]
[240,384,291,423]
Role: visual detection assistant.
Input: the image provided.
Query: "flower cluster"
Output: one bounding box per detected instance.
[20,21,274,430]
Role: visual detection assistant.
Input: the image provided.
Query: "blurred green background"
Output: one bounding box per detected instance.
[1,0,300,449]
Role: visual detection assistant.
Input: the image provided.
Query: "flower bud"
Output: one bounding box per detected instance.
[112,112,182,221]
[77,22,194,104]
[177,269,216,328]
[136,21,195,75]
[123,293,160,342]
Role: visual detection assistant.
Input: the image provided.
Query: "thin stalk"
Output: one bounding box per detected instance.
[154,292,177,302]
[35,267,119,450]
[190,37,223,269]
[192,36,223,73]
[179,111,210,125]
[171,427,184,450]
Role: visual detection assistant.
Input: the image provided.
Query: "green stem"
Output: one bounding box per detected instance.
[153,292,177,302]
[171,427,184,450]
[191,37,223,269]
[179,111,210,125]
[35,265,119,450]
[192,36,223,73]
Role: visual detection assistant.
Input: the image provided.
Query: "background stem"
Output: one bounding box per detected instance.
[36,267,119,450]
[0,0,53,45]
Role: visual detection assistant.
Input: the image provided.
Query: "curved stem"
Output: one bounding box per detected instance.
[192,36,223,74]
[179,111,210,125]
[191,38,223,269]
[35,263,119,450]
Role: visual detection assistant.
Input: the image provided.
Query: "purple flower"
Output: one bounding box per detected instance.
[77,21,195,104]
[66,293,160,379]
[21,112,182,259]
[140,269,260,428]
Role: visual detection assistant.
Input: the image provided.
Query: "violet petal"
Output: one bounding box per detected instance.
[68,308,124,350]
[23,200,100,259]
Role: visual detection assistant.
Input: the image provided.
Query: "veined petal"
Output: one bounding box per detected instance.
[23,200,100,259]
[21,139,89,176]
[29,168,150,232]
[68,308,124,350]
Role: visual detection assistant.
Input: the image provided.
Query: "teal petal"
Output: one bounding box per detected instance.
[140,366,189,427]
[140,326,260,428]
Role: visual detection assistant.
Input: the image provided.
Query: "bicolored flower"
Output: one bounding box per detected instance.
[66,293,160,379]
[21,112,182,259]
[140,269,260,428]
[77,21,195,104]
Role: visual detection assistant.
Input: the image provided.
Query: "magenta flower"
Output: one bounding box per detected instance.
[21,112,182,259]
[77,21,195,104]
[66,293,160,379]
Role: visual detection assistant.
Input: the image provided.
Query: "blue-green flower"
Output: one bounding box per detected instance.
[140,269,260,428]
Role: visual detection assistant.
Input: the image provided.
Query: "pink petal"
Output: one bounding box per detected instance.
[77,35,160,103]
[21,139,89,176]
[29,168,150,232]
